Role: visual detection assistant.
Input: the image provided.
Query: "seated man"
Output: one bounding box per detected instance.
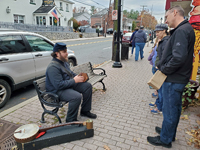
[45,42,97,122]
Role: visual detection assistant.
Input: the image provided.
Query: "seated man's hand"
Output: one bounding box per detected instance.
[74,75,84,83]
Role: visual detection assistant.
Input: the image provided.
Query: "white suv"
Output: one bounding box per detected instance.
[0,29,77,108]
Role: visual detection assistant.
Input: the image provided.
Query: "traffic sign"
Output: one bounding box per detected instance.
[112,10,118,20]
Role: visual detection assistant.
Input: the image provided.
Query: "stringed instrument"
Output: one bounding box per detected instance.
[14,120,93,143]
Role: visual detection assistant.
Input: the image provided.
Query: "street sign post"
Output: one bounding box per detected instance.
[112,10,118,20]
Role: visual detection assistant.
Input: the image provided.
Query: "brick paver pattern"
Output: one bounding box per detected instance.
[2,45,200,150]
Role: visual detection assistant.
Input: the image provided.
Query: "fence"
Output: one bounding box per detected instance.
[85,28,96,33]
[0,22,73,33]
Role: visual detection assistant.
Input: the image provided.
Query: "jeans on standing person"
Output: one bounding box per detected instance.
[160,82,186,144]
[135,43,145,61]
[152,66,157,74]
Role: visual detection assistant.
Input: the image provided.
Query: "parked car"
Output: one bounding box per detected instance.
[0,29,77,108]
[78,25,90,32]
[122,32,133,47]
[106,28,113,34]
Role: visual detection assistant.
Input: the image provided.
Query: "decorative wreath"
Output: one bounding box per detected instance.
[54,18,57,24]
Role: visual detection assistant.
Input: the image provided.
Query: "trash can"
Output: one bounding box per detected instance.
[121,43,129,60]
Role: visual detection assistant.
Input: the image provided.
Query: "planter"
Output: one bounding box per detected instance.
[182,79,199,108]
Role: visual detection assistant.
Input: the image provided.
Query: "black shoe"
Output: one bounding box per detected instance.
[147,136,172,148]
[141,56,144,60]
[155,126,175,141]
[155,126,161,134]
[81,111,97,119]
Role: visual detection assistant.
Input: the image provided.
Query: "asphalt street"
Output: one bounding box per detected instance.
[64,37,113,65]
[0,37,113,112]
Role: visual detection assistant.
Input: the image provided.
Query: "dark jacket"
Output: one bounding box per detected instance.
[155,36,170,66]
[133,29,147,43]
[45,58,76,94]
[157,19,195,84]
[130,30,138,46]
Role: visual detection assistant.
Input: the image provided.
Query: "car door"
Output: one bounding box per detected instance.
[0,35,35,84]
[24,35,53,78]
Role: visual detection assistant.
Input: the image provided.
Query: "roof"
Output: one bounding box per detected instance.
[91,8,108,18]
[165,0,191,10]
[60,0,74,4]
[33,6,55,13]
[73,12,85,18]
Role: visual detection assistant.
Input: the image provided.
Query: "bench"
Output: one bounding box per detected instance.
[70,62,107,91]
[33,62,107,123]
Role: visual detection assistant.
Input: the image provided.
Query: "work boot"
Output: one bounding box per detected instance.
[147,136,172,148]
[81,111,97,119]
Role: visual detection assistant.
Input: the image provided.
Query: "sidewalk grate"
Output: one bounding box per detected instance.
[0,119,20,150]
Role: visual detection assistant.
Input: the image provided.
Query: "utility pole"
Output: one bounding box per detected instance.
[140,5,147,26]
[112,0,122,68]
[121,0,124,31]
[106,0,111,37]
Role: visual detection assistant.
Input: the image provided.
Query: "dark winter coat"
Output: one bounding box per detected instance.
[157,19,195,84]
[133,29,147,43]
[45,58,76,94]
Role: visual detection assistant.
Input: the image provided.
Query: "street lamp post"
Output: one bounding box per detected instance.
[160,17,163,24]
[112,0,122,68]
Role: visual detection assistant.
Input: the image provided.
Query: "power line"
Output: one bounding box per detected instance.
[90,0,107,8]
[71,0,104,9]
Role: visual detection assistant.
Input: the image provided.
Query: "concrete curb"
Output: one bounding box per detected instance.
[52,35,113,42]
[0,95,38,118]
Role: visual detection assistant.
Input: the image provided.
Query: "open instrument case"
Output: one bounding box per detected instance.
[16,124,94,150]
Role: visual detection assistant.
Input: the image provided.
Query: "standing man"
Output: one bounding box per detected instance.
[46,43,97,123]
[133,26,147,61]
[129,27,139,57]
[147,5,195,148]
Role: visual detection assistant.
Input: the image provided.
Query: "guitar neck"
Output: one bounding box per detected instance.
[39,122,83,132]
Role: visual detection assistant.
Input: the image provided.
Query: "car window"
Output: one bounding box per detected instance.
[0,35,27,54]
[25,35,53,52]
[124,33,132,36]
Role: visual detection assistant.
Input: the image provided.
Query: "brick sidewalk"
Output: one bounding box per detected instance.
[1,44,200,150]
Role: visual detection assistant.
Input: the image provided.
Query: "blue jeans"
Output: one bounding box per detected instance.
[155,85,163,111]
[160,82,186,144]
[131,45,135,54]
[135,43,145,61]
[152,67,157,74]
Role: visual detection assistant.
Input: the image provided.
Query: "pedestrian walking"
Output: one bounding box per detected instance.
[129,27,139,56]
[147,5,195,148]
[133,26,147,61]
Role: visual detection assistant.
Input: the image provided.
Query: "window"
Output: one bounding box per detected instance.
[66,4,69,12]
[30,0,36,5]
[36,16,46,25]
[60,2,63,10]
[25,35,53,52]
[0,35,27,54]
[14,15,24,24]
[50,17,52,25]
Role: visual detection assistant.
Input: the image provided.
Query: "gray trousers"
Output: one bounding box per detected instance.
[58,82,92,122]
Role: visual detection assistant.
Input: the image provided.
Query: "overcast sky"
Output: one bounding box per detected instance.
[72,0,166,23]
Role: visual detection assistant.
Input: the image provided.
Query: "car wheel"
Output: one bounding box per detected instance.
[0,79,11,108]
[68,59,75,68]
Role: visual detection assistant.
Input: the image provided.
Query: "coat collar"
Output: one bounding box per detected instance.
[170,19,188,35]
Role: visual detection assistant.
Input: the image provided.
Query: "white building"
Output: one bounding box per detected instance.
[73,12,91,24]
[0,0,74,27]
